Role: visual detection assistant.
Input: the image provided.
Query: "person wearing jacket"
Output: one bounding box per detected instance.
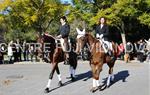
[56,16,70,63]
[95,17,113,57]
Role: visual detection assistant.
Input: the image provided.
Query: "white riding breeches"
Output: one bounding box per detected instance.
[56,38,70,52]
[56,38,65,51]
[99,39,113,53]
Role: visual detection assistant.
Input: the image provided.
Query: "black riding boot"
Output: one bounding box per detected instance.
[107,50,113,57]
[64,53,69,65]
[64,58,69,65]
[107,50,116,63]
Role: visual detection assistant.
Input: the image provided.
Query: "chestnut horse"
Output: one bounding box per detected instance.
[77,33,118,92]
[38,34,77,93]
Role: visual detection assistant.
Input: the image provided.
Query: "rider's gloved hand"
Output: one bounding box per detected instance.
[96,34,103,39]
[96,34,100,39]
[56,35,62,39]
[100,34,103,39]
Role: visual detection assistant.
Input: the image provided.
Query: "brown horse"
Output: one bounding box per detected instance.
[38,34,77,93]
[77,33,118,92]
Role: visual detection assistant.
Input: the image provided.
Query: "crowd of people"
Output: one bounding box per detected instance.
[0,39,39,64]
[117,39,150,63]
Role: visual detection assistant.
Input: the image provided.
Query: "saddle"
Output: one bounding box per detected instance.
[97,39,108,51]
[56,38,71,52]
[97,38,114,58]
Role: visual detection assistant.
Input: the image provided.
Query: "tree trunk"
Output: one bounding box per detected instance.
[120,21,127,54]
[121,33,126,53]
[116,21,127,54]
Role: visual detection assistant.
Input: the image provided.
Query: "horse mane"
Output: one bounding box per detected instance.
[43,34,56,44]
[85,33,98,43]
[42,34,56,53]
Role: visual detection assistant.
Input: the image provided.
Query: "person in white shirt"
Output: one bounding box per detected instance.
[8,41,13,64]
[95,17,113,57]
[145,38,150,51]
[75,25,85,54]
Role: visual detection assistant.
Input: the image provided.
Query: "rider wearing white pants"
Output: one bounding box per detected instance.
[96,34,113,54]
[95,17,113,57]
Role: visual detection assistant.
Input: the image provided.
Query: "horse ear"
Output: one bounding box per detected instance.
[85,33,88,36]
[85,32,89,35]
[41,33,44,37]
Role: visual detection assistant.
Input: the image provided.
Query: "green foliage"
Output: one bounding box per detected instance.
[138,13,150,27]
[0,0,150,42]
[90,0,150,33]
[4,29,37,42]
[0,0,64,42]
[8,0,63,33]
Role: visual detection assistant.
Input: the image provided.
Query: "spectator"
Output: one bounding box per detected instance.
[0,52,4,64]
[145,38,150,62]
[0,46,4,64]
[13,42,18,62]
[8,41,13,64]
[124,42,133,63]
[16,39,22,62]
[30,45,34,62]
[117,43,125,59]
[126,42,133,54]
[145,38,150,52]
[23,40,29,61]
[136,39,147,62]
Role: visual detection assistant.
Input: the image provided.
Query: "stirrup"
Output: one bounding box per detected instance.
[107,50,113,57]
[64,58,69,65]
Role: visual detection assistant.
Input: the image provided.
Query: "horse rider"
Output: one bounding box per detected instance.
[56,16,70,63]
[95,17,114,57]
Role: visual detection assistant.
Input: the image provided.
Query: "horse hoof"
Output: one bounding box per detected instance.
[106,84,111,88]
[98,85,102,90]
[105,85,109,89]
[44,88,50,93]
[64,59,69,65]
[71,77,76,82]
[110,79,114,83]
[99,84,107,91]
[58,81,63,87]
[90,87,97,93]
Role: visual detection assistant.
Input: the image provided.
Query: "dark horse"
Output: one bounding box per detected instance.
[76,33,118,92]
[37,34,77,93]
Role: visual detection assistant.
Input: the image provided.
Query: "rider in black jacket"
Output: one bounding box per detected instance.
[57,16,70,63]
[95,17,113,57]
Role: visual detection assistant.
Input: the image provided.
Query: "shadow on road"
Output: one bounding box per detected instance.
[45,70,130,93]
[100,70,130,91]
[76,71,92,81]
[48,71,92,93]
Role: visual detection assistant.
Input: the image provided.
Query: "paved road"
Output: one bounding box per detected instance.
[0,60,149,95]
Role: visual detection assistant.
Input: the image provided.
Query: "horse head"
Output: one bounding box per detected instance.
[76,33,97,54]
[36,34,56,60]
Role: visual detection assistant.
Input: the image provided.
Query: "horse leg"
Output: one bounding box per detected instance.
[95,63,103,89]
[69,66,75,81]
[90,64,97,92]
[55,65,63,86]
[69,52,77,81]
[90,63,102,93]
[44,63,57,93]
[106,62,115,87]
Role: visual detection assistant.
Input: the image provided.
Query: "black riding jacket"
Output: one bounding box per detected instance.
[59,24,70,38]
